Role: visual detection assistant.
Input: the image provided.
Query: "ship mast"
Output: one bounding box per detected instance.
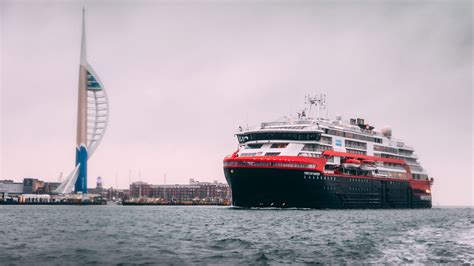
[305,94,327,119]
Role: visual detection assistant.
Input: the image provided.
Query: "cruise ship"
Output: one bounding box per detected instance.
[223,95,433,209]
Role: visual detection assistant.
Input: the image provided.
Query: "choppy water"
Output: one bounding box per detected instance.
[0,206,472,264]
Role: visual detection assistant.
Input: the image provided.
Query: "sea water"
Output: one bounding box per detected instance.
[0,206,472,264]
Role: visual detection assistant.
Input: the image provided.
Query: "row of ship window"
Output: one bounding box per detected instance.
[378,153,417,162]
[376,170,410,179]
[387,181,405,185]
[374,145,414,156]
[321,187,410,192]
[412,173,429,180]
[250,143,412,159]
[300,148,365,156]
[300,140,368,152]
[398,149,414,156]
[238,131,384,146]
[305,175,410,184]
[270,143,288,149]
[320,136,333,145]
[302,144,333,152]
[409,165,424,172]
[320,186,377,191]
[324,129,382,143]
[298,153,334,162]
[224,161,316,168]
[247,143,292,149]
[382,163,406,170]
[243,145,421,175]
[240,152,281,157]
[249,142,333,151]
[247,141,414,160]
[237,132,322,143]
[345,139,367,149]
[388,172,408,179]
[304,176,373,183]
[304,175,336,181]
[348,187,371,191]
[349,178,370,183]
[346,149,366,155]
[265,152,281,156]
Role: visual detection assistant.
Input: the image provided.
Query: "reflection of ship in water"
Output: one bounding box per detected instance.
[224,95,433,209]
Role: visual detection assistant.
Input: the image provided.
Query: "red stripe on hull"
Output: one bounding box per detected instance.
[223,154,431,192]
[224,155,327,172]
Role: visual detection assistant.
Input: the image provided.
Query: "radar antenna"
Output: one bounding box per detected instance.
[305,94,327,119]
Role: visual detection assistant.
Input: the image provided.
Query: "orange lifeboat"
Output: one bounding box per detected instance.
[342,159,361,169]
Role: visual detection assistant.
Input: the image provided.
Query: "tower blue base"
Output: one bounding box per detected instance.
[74,145,88,193]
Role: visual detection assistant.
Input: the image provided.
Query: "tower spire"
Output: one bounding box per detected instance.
[80,7,87,66]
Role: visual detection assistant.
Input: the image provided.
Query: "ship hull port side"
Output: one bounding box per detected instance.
[224,156,432,209]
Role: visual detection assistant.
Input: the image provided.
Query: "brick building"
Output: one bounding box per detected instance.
[129,179,231,203]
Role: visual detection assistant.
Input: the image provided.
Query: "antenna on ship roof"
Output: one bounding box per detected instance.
[305,94,327,119]
[246,112,249,130]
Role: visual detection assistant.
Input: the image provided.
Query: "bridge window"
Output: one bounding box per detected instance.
[237,132,321,143]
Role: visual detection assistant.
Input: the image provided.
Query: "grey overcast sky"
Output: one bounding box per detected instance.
[1,0,472,206]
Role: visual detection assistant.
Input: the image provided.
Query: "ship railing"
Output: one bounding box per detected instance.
[261,120,315,128]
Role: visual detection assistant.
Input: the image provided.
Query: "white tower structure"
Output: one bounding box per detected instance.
[54,8,109,194]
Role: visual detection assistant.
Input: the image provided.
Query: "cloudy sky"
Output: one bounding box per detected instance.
[1,0,472,206]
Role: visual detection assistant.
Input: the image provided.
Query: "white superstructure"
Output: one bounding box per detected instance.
[235,95,429,181]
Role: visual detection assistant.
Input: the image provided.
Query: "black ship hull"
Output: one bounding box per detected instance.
[224,167,432,209]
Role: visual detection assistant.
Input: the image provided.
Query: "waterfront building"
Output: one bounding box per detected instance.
[104,188,130,201]
[129,179,232,203]
[23,178,44,194]
[149,184,200,201]
[1,177,110,203]
[38,182,62,194]
[54,9,109,194]
[130,181,152,198]
[0,180,24,200]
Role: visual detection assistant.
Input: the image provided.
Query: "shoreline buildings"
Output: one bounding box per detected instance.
[1,177,231,205]
[127,179,231,205]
